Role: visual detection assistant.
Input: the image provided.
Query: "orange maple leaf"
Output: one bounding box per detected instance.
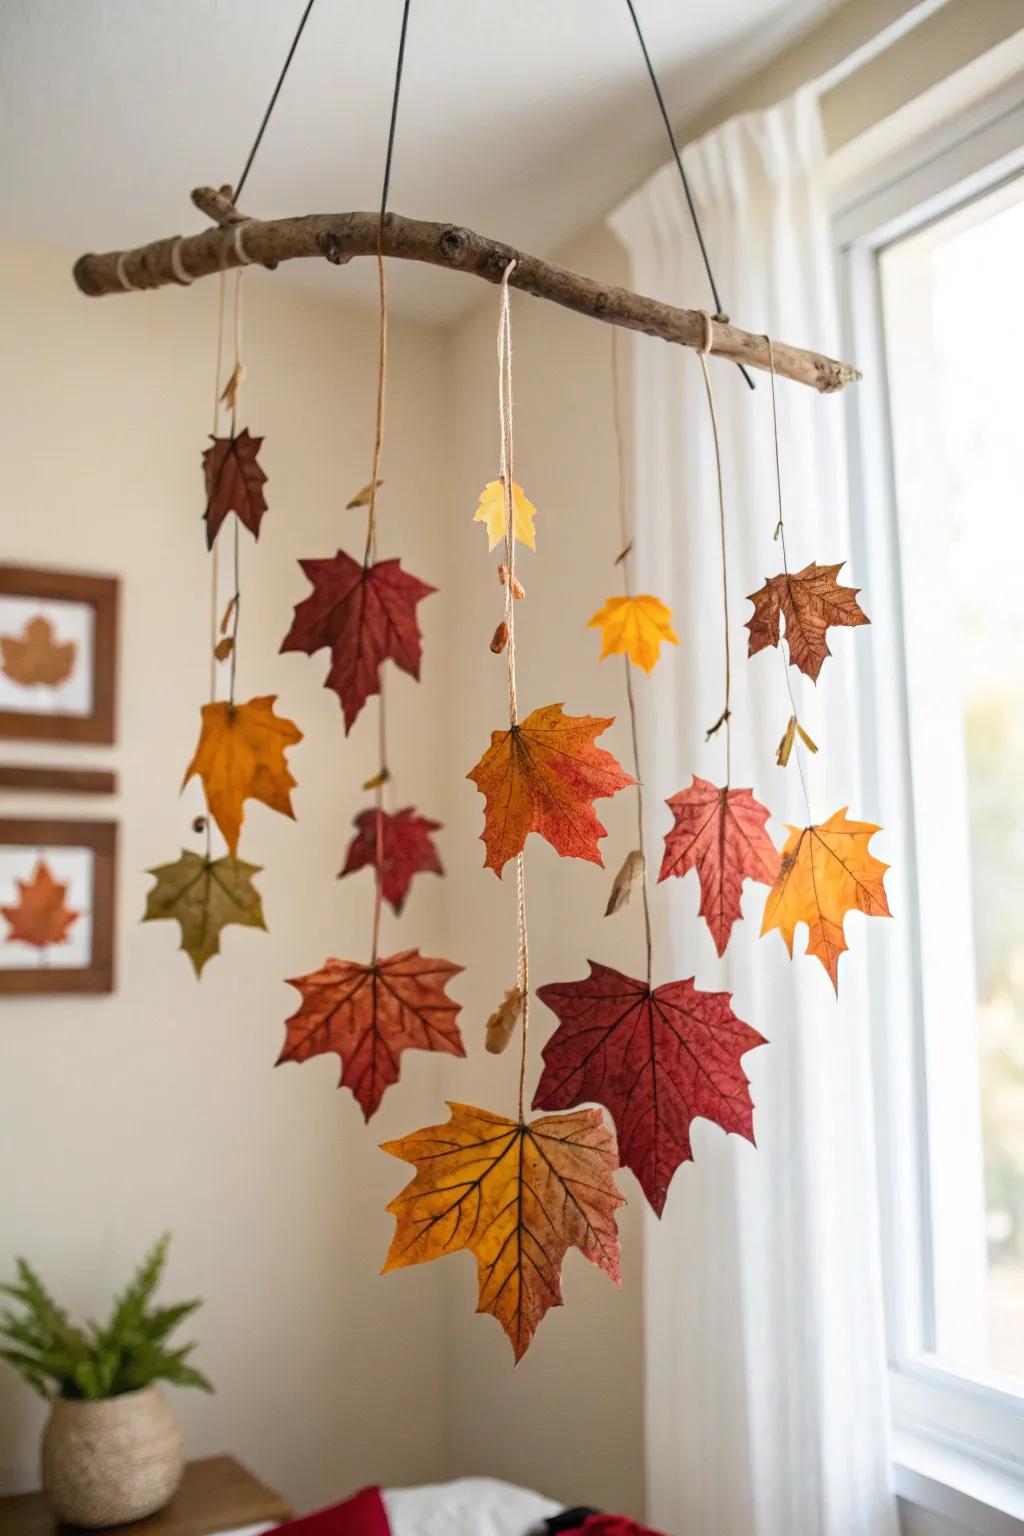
[182,695,302,856]
[0,615,76,687]
[277,949,465,1120]
[761,808,891,992]
[746,561,869,681]
[466,702,635,875]
[1,861,79,948]
[381,1102,624,1360]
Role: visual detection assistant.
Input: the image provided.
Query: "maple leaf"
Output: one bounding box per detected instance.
[338,807,443,916]
[142,849,265,976]
[473,479,537,552]
[280,550,436,732]
[381,1102,623,1360]
[535,961,764,1216]
[202,429,268,548]
[1,860,79,948]
[746,561,869,682]
[278,949,464,1120]
[181,695,302,856]
[587,594,678,673]
[467,702,635,876]
[0,615,76,687]
[658,776,780,955]
[761,808,891,992]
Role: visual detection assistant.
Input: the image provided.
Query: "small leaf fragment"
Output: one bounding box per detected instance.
[219,596,238,636]
[219,360,246,413]
[346,480,383,509]
[490,620,509,655]
[362,767,391,791]
[213,636,234,663]
[777,715,797,767]
[797,723,819,754]
[485,987,523,1055]
[605,848,644,917]
[498,565,526,599]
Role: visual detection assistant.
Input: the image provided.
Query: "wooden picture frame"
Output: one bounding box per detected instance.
[0,818,117,995]
[0,565,119,744]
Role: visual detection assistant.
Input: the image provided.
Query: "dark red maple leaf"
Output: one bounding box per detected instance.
[338,806,443,915]
[277,948,464,1120]
[202,429,268,548]
[280,550,436,732]
[534,961,764,1216]
[658,776,780,955]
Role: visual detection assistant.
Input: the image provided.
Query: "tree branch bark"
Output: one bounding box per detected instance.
[73,191,860,394]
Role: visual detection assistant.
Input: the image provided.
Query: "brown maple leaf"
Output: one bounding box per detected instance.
[202,429,268,548]
[658,777,780,954]
[1,860,79,948]
[761,808,891,992]
[0,615,76,687]
[466,702,636,876]
[746,561,869,681]
[277,949,464,1120]
[535,961,764,1216]
[382,1102,624,1360]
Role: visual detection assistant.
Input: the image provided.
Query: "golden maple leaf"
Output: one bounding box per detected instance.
[1,860,79,948]
[587,594,678,673]
[0,615,76,687]
[761,808,890,992]
[181,695,302,856]
[382,1102,624,1360]
[473,479,537,552]
[142,850,266,976]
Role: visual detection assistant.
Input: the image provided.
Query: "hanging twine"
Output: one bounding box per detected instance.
[496,261,531,1121]
[697,312,732,786]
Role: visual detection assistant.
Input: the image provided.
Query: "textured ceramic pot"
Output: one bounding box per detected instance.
[41,1385,183,1528]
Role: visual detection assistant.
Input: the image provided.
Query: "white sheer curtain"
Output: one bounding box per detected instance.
[609,91,899,1536]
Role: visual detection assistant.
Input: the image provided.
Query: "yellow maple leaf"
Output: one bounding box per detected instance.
[382,1101,623,1360]
[473,479,537,553]
[182,695,302,856]
[761,807,890,993]
[587,594,678,673]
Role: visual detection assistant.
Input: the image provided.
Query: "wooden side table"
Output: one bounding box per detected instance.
[0,1455,293,1535]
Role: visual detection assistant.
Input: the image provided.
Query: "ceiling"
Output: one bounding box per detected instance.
[0,0,845,321]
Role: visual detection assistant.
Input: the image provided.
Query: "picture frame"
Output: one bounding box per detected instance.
[0,565,119,744]
[0,818,117,995]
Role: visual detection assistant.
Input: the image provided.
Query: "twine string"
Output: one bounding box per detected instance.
[697,313,732,786]
[227,270,244,707]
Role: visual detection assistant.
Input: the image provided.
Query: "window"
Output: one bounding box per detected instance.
[837,84,1024,1481]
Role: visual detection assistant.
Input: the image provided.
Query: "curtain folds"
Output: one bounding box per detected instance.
[608,90,899,1536]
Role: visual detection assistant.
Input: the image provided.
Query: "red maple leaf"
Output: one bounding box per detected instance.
[338,807,443,915]
[280,550,436,732]
[535,961,764,1215]
[658,776,780,955]
[202,430,268,548]
[277,948,464,1120]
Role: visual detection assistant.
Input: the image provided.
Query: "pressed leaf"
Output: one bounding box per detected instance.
[346,480,383,508]
[761,808,891,993]
[587,594,678,673]
[777,715,797,767]
[484,987,523,1055]
[381,1102,623,1360]
[658,777,780,955]
[213,636,234,663]
[219,361,246,414]
[0,615,76,687]
[202,429,268,548]
[605,848,644,917]
[746,561,869,682]
[278,949,464,1120]
[338,806,443,916]
[535,961,764,1215]
[473,479,537,553]
[467,702,635,876]
[181,695,302,856]
[1,861,79,948]
[142,849,265,976]
[280,550,436,733]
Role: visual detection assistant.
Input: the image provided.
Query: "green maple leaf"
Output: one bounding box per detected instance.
[142,850,266,977]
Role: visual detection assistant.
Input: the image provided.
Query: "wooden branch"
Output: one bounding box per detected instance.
[73,190,860,393]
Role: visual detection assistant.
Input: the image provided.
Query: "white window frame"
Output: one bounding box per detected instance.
[834,71,1024,1513]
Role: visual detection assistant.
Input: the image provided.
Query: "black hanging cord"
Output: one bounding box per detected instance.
[624,0,755,390]
[233,0,318,202]
[380,0,414,221]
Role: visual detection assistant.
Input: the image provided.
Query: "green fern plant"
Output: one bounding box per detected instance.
[0,1235,213,1401]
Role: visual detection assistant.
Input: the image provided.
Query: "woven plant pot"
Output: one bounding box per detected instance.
[41,1385,183,1528]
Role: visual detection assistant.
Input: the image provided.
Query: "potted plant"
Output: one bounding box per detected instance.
[0,1234,213,1529]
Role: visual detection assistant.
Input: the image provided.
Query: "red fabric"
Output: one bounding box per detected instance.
[272,1486,391,1535]
[579,1518,668,1536]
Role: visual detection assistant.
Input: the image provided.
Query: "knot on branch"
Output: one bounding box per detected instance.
[438,225,471,265]
[317,231,351,266]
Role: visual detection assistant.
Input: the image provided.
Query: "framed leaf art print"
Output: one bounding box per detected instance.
[0,818,117,995]
[0,565,119,744]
